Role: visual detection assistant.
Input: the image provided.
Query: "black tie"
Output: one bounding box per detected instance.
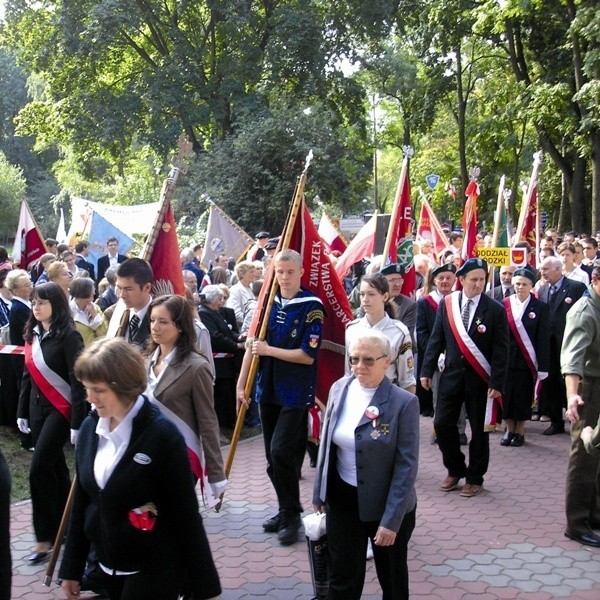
[504,287,511,298]
[129,314,140,340]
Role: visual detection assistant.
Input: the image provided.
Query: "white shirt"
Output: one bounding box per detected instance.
[93,395,144,490]
[147,347,176,393]
[332,379,376,486]
[564,266,590,285]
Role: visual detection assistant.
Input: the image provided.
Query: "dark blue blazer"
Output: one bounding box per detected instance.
[416,295,439,356]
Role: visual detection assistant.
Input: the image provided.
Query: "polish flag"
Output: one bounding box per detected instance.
[12,200,47,269]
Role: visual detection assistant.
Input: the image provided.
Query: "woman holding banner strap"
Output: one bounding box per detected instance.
[17,282,86,565]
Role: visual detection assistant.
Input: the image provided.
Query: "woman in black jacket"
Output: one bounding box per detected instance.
[17,282,86,564]
[59,337,221,600]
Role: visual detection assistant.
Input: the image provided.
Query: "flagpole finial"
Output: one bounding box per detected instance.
[303,150,314,174]
[533,150,543,164]
[470,166,481,180]
[402,145,414,159]
[503,188,512,202]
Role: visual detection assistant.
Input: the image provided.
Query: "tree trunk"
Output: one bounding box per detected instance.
[591,130,600,234]
[569,156,587,233]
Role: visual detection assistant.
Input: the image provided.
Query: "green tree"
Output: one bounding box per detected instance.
[0,151,27,241]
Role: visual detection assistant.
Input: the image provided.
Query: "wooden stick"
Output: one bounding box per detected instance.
[43,475,77,587]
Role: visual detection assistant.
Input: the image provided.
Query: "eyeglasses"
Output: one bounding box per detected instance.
[348,355,387,367]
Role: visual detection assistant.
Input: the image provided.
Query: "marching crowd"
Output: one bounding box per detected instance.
[0,225,599,599]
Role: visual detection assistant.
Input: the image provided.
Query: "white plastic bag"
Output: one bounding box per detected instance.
[302,511,327,541]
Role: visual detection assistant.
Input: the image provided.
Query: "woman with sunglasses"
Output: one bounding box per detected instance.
[313,330,419,599]
[17,282,86,564]
[345,273,416,394]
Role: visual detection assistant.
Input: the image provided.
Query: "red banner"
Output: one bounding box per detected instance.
[417,198,450,256]
[289,203,354,401]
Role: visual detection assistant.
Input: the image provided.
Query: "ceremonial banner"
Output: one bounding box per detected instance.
[67,196,160,242]
[333,214,377,278]
[461,177,480,263]
[145,201,185,296]
[491,176,509,248]
[200,203,253,267]
[289,203,353,401]
[384,151,415,297]
[317,210,347,255]
[417,197,450,255]
[13,200,47,269]
[88,211,134,271]
[515,152,542,268]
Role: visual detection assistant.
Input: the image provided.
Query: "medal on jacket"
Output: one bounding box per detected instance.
[365,405,379,431]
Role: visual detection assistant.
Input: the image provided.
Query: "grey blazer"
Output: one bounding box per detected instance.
[312,375,419,532]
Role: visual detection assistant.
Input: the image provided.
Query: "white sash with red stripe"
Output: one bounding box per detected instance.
[146,391,217,508]
[504,295,542,402]
[425,293,440,311]
[0,344,25,355]
[445,293,500,431]
[25,334,72,422]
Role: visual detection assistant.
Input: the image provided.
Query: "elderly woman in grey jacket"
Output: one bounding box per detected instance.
[312,330,419,600]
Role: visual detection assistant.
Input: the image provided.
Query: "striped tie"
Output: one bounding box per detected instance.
[462,299,472,330]
[129,314,140,340]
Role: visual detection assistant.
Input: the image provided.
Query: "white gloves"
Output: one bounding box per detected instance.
[210,479,228,499]
[17,418,31,434]
[437,353,446,373]
[70,429,79,445]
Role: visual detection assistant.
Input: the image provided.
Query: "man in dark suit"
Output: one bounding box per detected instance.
[96,236,127,284]
[421,258,509,497]
[74,241,96,281]
[487,265,515,302]
[108,258,153,347]
[380,263,417,340]
[537,256,587,435]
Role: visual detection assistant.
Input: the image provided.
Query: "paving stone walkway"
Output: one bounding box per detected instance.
[8,416,600,599]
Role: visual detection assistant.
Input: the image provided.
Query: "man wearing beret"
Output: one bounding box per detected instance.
[247,231,270,262]
[379,263,417,340]
[420,258,509,497]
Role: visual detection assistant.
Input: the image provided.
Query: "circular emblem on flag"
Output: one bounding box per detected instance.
[161,223,171,233]
[209,237,225,254]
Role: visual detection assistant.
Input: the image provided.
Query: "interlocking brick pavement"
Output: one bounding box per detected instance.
[7,417,600,599]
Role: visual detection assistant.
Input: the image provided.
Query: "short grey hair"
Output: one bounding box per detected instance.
[202,284,223,304]
[234,260,255,280]
[180,248,195,263]
[348,330,391,357]
[5,269,30,291]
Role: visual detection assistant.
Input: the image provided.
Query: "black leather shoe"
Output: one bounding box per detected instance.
[263,512,283,533]
[511,433,525,447]
[543,424,565,436]
[26,549,52,565]
[564,530,600,547]
[277,514,301,546]
[500,431,514,446]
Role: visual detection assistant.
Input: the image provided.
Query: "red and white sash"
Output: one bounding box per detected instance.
[146,391,217,508]
[24,334,72,422]
[445,293,500,431]
[425,293,439,311]
[504,295,542,401]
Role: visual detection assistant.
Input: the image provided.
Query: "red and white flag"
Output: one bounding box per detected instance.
[13,200,47,270]
[318,210,347,255]
[417,198,450,256]
[333,214,377,278]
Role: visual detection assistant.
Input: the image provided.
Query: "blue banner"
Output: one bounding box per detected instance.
[88,211,134,274]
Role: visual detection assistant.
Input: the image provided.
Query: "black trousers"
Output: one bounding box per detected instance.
[29,397,71,543]
[259,403,306,515]
[434,376,489,485]
[503,367,534,422]
[326,469,416,600]
[539,340,566,426]
[0,449,11,600]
